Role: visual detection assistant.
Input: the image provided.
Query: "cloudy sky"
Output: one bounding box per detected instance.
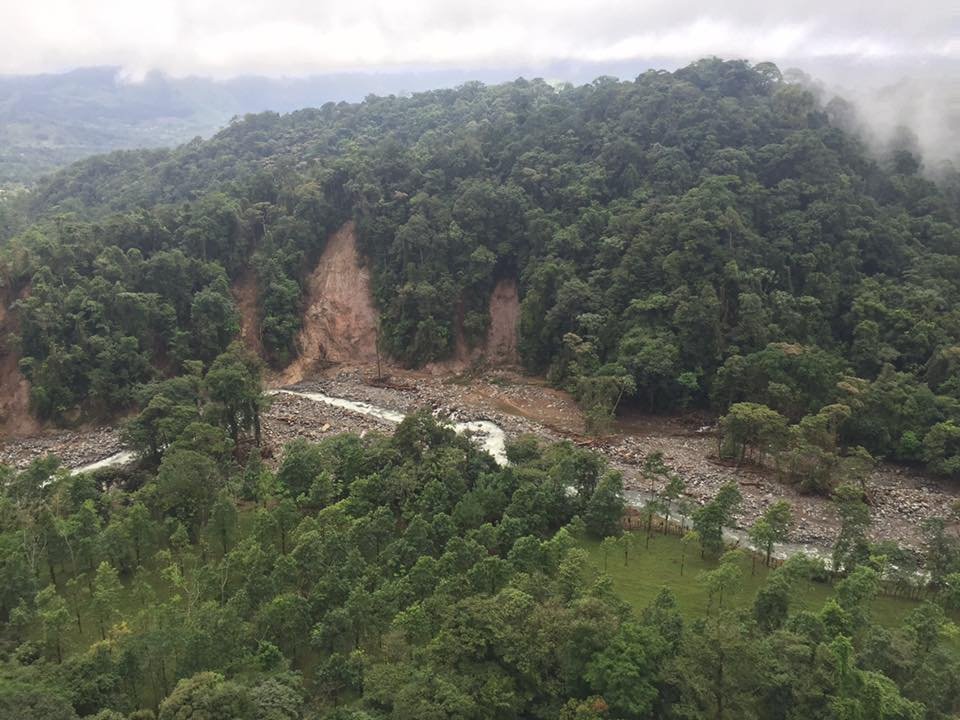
[2,0,957,78]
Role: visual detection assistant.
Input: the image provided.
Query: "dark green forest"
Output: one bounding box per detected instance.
[5,388,960,720]
[5,56,960,717]
[4,59,960,482]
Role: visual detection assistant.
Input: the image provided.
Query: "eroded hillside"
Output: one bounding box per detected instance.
[0,287,38,437]
[485,278,520,365]
[281,221,380,384]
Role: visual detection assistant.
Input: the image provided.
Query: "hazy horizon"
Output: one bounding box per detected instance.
[1,1,957,175]
[2,1,957,79]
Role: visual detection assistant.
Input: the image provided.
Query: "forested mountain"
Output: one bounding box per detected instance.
[0,66,492,187]
[5,57,960,720]
[3,58,960,478]
[0,62,662,187]
[0,67,231,187]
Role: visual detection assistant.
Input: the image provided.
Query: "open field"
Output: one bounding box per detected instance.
[578,531,923,628]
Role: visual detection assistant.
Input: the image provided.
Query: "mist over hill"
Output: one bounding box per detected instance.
[0,62,663,187]
[1,56,958,188]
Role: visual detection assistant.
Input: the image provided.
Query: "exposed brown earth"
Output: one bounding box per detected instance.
[423,277,522,375]
[484,278,520,365]
[0,286,40,438]
[280,221,380,384]
[232,266,263,358]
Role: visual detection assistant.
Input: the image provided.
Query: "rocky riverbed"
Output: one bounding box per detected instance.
[0,425,123,469]
[270,367,957,551]
[2,365,957,554]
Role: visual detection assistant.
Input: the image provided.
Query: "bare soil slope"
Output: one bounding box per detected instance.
[484,278,520,365]
[232,267,263,358]
[423,277,521,374]
[281,222,379,383]
[0,288,39,437]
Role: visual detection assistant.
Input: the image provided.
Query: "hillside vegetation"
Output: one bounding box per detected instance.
[4,404,960,720]
[3,58,960,485]
[6,57,960,719]
[0,66,526,187]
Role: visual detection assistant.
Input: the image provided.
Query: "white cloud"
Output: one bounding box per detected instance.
[0,0,956,77]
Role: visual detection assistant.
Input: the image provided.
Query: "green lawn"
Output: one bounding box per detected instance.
[578,531,923,628]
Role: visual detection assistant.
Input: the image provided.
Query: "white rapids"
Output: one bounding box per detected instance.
[60,387,835,563]
[269,389,509,466]
[69,450,137,475]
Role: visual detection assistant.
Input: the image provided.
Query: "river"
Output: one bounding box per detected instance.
[67,388,831,563]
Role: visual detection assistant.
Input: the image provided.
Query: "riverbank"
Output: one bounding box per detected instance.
[2,364,958,556]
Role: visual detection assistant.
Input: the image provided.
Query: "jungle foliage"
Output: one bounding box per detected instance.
[3,404,960,720]
[3,58,960,480]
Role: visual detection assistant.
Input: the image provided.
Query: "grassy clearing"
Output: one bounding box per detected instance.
[578,531,922,627]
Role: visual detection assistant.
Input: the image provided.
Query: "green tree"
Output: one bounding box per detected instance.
[91,561,122,639]
[699,551,744,614]
[35,585,71,662]
[158,672,253,720]
[585,622,667,718]
[204,343,265,449]
[275,439,324,500]
[584,472,625,539]
[157,449,220,536]
[832,484,871,572]
[719,402,789,465]
[680,530,700,576]
[210,491,238,555]
[749,501,792,569]
[923,421,960,478]
[693,483,741,559]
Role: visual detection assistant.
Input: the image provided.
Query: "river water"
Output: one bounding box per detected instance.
[67,388,831,562]
[269,390,509,466]
[70,450,137,476]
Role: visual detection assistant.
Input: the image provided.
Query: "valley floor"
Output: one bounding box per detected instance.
[1,363,957,553]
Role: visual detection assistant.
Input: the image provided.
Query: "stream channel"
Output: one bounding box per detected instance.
[69,388,829,563]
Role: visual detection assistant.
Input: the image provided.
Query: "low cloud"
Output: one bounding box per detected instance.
[2,1,957,170]
[0,1,956,78]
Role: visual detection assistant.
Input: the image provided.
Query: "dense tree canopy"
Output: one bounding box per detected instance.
[3,58,960,717]
[3,57,960,474]
[1,404,958,718]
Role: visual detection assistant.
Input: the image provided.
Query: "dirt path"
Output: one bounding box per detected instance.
[280,221,379,384]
